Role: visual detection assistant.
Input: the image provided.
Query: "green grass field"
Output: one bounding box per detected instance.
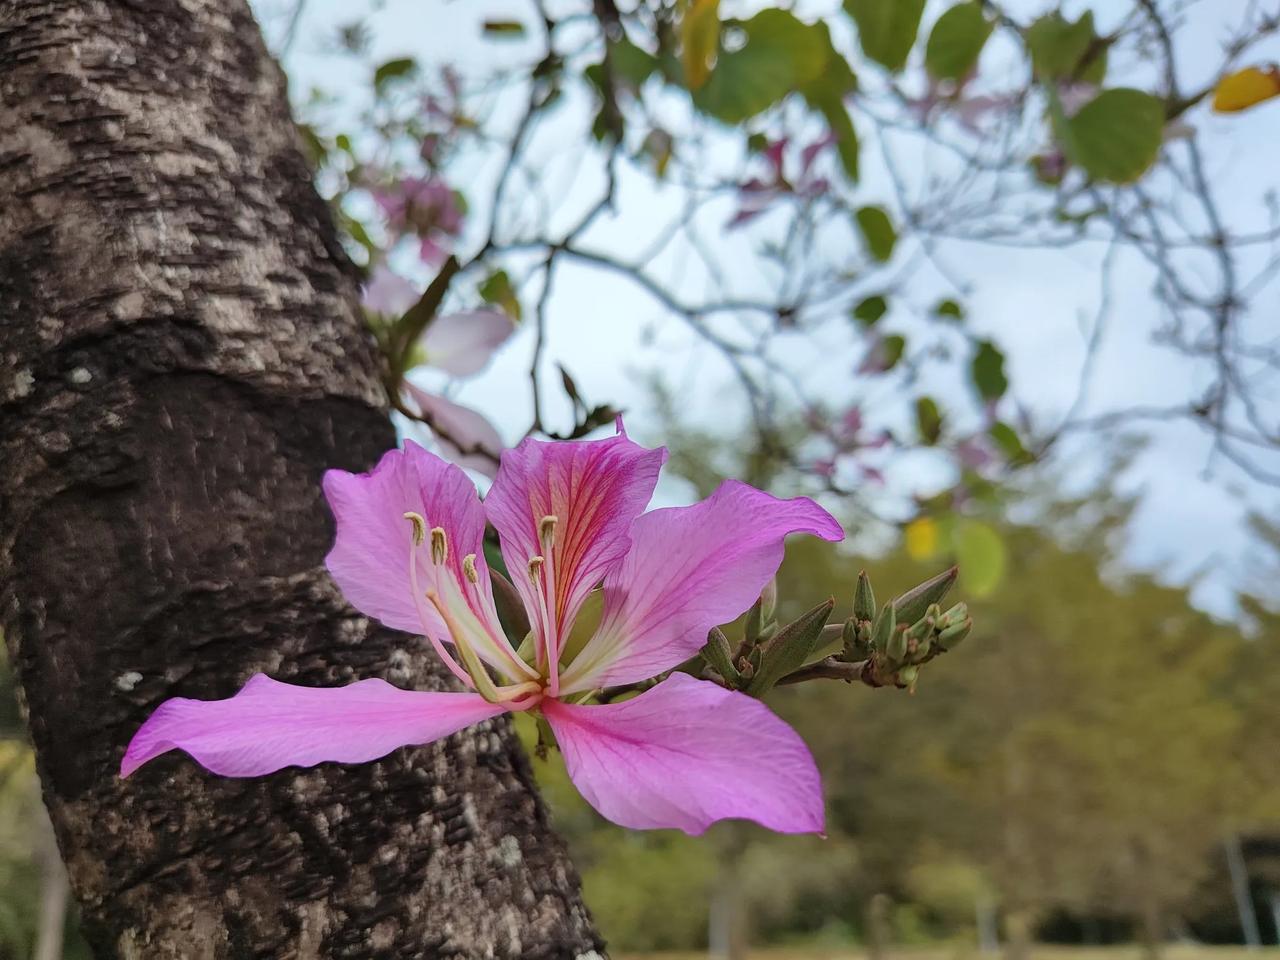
[619,946,1275,960]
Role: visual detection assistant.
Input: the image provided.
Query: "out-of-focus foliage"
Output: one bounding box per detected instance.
[0,651,88,960]
[291,0,1280,528]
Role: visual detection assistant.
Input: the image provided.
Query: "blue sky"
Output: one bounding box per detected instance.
[254,0,1280,617]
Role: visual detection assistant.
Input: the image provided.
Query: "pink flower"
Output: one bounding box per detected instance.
[121,427,842,834]
[362,264,419,316]
[360,267,514,473]
[372,176,464,266]
[417,309,514,378]
[402,382,503,480]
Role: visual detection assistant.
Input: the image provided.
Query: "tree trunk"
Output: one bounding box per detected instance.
[1225,833,1261,949]
[0,2,604,957]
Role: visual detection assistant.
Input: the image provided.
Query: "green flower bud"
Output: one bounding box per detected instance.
[939,602,969,629]
[936,617,973,651]
[701,627,742,687]
[853,570,877,623]
[760,578,778,623]
[886,624,909,665]
[898,664,920,692]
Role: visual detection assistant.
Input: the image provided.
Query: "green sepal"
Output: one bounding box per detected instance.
[892,566,958,625]
[491,568,532,644]
[870,599,896,653]
[745,598,835,697]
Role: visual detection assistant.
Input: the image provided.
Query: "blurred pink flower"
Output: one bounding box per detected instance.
[122,428,842,835]
[419,309,514,378]
[362,264,419,316]
[361,267,515,472]
[402,382,503,480]
[372,176,464,266]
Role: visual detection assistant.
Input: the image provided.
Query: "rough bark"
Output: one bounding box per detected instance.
[0,2,605,957]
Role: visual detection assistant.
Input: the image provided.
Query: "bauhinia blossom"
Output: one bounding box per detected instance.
[122,426,843,834]
[362,264,514,477]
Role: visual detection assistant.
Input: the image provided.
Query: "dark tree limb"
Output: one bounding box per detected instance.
[0,1,603,956]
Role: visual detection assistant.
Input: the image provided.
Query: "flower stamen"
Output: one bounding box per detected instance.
[403,519,471,689]
[538,514,558,552]
[403,511,427,546]
[430,526,448,565]
[462,553,479,584]
[426,589,502,703]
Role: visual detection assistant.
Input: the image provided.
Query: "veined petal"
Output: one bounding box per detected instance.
[121,675,505,778]
[323,442,532,680]
[485,426,667,673]
[543,673,824,835]
[421,309,514,378]
[402,383,504,480]
[560,480,842,693]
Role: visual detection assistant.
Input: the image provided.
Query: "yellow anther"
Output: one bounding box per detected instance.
[462,553,479,584]
[403,512,427,546]
[538,514,558,551]
[527,555,545,584]
[430,526,448,565]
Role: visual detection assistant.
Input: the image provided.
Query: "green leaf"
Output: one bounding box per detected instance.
[856,205,897,262]
[693,9,827,123]
[989,421,1033,465]
[915,396,943,444]
[612,37,660,90]
[479,269,522,321]
[679,0,721,91]
[373,57,418,95]
[1025,11,1106,83]
[854,294,888,326]
[881,333,906,371]
[843,0,926,72]
[1064,88,1165,184]
[483,19,526,38]
[817,98,861,181]
[970,339,1008,402]
[934,298,965,321]
[953,519,1005,597]
[925,2,993,82]
[798,23,861,181]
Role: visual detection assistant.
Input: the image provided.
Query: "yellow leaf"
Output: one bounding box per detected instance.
[904,517,939,560]
[680,0,720,92]
[1212,66,1280,113]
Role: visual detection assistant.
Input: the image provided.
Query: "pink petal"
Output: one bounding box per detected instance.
[420,309,515,377]
[418,235,447,267]
[402,383,504,479]
[362,265,420,317]
[559,480,843,693]
[121,675,504,778]
[323,442,527,679]
[484,428,667,671]
[543,673,824,835]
